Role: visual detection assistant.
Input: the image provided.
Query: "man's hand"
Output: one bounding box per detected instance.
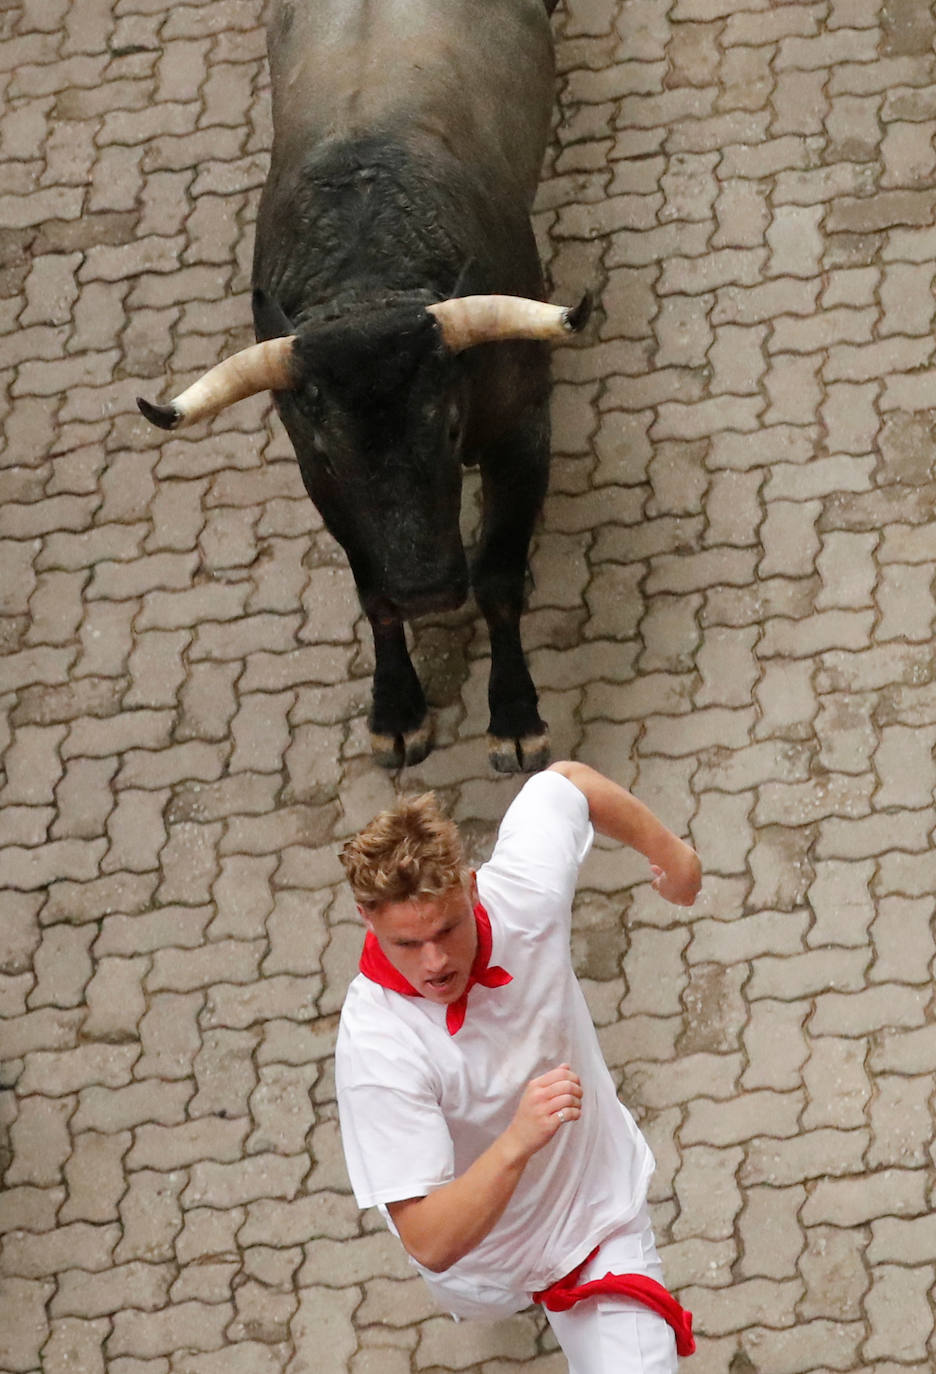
[387,1063,583,1273]
[504,1064,582,1161]
[650,837,702,907]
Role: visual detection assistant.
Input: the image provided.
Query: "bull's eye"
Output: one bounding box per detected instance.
[313,443,334,478]
[295,383,321,422]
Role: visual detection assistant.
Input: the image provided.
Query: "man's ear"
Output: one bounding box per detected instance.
[469,871,479,904]
[356,903,374,931]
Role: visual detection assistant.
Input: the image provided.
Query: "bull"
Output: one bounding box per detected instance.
[138,0,588,772]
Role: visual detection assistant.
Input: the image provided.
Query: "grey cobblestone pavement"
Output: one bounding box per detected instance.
[2,0,936,1369]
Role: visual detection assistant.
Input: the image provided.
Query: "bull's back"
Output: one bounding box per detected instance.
[266,0,554,207]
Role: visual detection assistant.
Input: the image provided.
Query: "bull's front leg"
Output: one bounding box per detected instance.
[367,614,433,768]
[474,417,551,773]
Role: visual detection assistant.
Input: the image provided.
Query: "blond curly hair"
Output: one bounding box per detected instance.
[340,792,470,910]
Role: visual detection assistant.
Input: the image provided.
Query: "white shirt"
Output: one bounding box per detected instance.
[335,770,654,1320]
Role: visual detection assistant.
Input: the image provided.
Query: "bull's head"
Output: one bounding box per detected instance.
[138,291,590,621]
[137,293,591,432]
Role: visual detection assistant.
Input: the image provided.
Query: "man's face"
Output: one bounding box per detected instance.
[364,876,479,1006]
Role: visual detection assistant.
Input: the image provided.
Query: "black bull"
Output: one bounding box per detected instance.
[138,0,589,772]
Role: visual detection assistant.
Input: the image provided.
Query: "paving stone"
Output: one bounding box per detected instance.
[299,1233,411,1287]
[863,1263,935,1362]
[875,563,936,641]
[684,1275,803,1335]
[867,1073,934,1168]
[801,1167,928,1227]
[242,1243,303,1290]
[60,1129,131,1224]
[239,1192,358,1249]
[135,992,202,1081]
[202,975,320,1029]
[1,979,30,1029]
[807,858,876,947]
[691,911,805,967]
[752,660,818,740]
[18,1042,139,1098]
[95,906,213,957]
[672,1145,744,1242]
[415,1312,541,1369]
[63,708,173,763]
[171,1343,286,1374]
[869,1212,936,1265]
[798,1225,869,1320]
[0,1275,55,1371]
[167,774,280,827]
[52,755,119,841]
[810,984,928,1037]
[108,1301,233,1360]
[754,772,874,827]
[4,1094,74,1187]
[658,1234,734,1293]
[287,1284,359,1374]
[101,787,171,874]
[747,824,815,912]
[51,1261,174,1318]
[27,922,96,1010]
[627,1053,742,1114]
[261,889,330,978]
[206,853,276,940]
[36,1316,110,1374]
[869,895,936,984]
[738,1319,862,1374]
[72,1080,192,1134]
[870,1024,936,1076]
[0,1185,65,1235]
[736,1184,806,1280]
[147,938,262,995]
[113,1169,185,1265]
[0,1006,84,1065]
[189,1026,260,1120]
[127,1115,248,1172]
[681,1087,802,1147]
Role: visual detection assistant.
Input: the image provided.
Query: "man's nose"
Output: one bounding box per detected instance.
[422,943,446,974]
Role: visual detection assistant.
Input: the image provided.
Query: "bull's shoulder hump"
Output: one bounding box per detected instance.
[267,0,553,93]
[267,0,554,199]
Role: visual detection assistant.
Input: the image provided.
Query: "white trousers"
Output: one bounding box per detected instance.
[543,1206,679,1374]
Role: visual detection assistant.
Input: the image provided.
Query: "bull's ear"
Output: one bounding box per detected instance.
[253,287,295,340]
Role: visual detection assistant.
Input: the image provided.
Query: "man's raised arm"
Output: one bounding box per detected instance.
[548,760,702,907]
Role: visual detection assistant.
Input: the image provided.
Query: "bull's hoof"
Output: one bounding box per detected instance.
[487,728,551,774]
[370,720,434,769]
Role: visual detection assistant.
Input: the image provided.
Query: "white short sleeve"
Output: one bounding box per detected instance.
[481,769,593,914]
[336,1018,455,1208]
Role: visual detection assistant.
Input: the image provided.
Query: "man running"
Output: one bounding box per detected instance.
[336,760,702,1372]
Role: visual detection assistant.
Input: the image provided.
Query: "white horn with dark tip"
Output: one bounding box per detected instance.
[427,292,592,354]
[137,335,298,431]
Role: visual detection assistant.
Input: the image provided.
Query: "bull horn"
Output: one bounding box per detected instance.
[427,292,591,354]
[137,336,298,431]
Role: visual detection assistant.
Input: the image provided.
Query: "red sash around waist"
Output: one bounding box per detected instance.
[533,1247,695,1356]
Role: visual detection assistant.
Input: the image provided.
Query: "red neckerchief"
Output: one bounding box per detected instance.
[358,901,512,1035]
[533,1247,695,1356]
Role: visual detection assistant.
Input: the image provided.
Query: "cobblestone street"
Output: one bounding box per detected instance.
[4,0,936,1369]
